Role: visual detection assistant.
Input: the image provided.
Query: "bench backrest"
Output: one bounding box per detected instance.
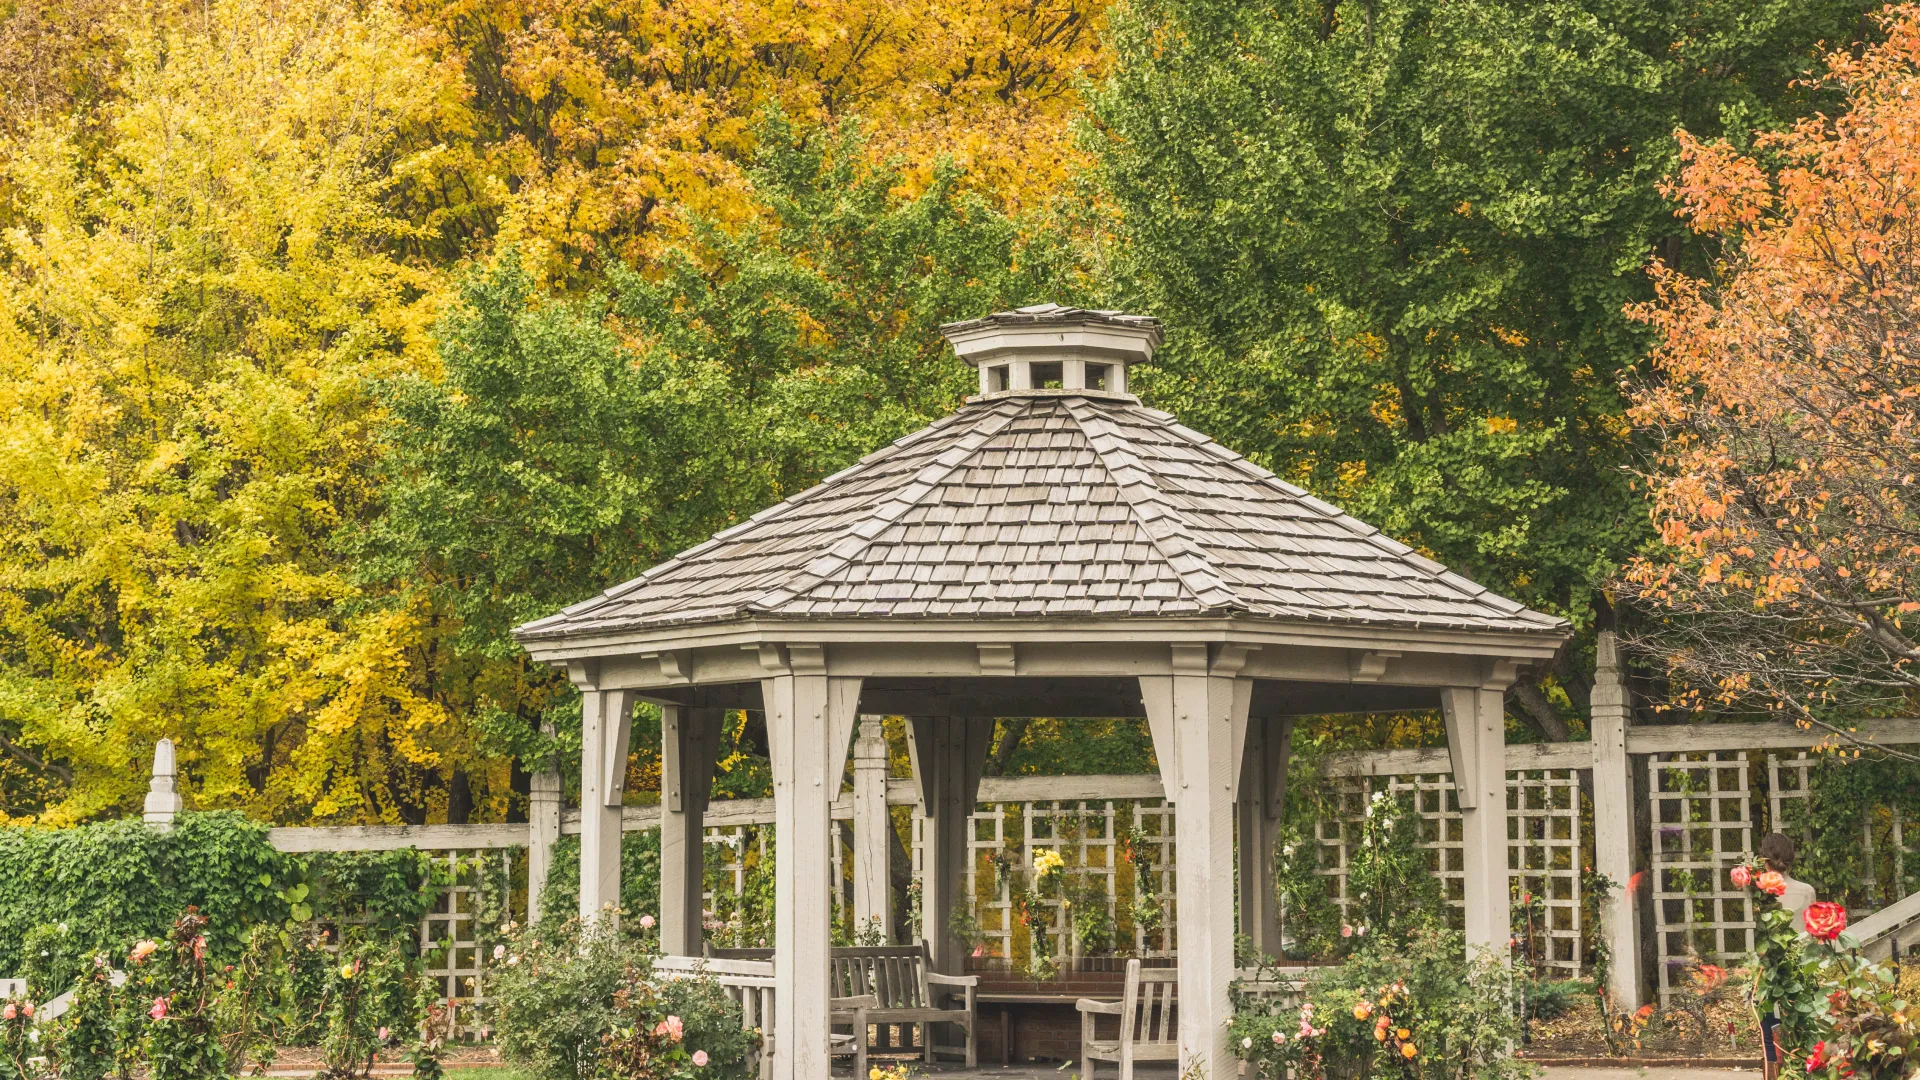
[1121,959,1178,1048]
[828,944,930,1011]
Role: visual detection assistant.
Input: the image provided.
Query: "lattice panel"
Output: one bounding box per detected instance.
[1509,769,1584,977]
[1649,752,1753,1003]
[418,849,510,1038]
[1131,800,1177,957]
[1312,771,1585,979]
[1025,801,1120,962]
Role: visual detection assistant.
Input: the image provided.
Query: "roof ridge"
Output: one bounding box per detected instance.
[1128,405,1551,623]
[1062,396,1243,612]
[740,400,1033,613]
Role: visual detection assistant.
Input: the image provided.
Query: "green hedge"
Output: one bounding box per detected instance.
[0,812,440,984]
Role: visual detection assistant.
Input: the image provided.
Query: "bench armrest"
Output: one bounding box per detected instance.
[1076,998,1123,1015]
[830,994,879,1014]
[926,972,979,988]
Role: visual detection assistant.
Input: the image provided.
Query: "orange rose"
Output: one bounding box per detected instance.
[1803,901,1848,942]
[1756,871,1787,897]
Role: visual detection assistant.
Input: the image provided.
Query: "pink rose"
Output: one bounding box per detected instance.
[20,1003,31,1019]
[1272,1031,1285,1045]
[3,1003,15,1021]
[693,1050,709,1066]
[129,940,158,965]
[639,914,656,930]
[378,1026,391,1041]
[1730,864,1752,889]
[150,997,168,1020]
[1340,925,1353,938]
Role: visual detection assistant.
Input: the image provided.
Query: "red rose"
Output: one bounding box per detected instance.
[1804,901,1848,942]
[1807,1041,1830,1071]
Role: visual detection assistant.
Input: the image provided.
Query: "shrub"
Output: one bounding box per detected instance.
[131,910,230,1080]
[1232,927,1532,1080]
[487,918,752,1080]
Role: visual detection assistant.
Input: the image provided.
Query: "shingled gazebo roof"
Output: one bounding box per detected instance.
[514,381,1564,644]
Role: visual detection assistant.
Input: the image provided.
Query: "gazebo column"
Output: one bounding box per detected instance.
[906,715,992,975]
[660,705,723,955]
[1237,715,1292,960]
[578,684,637,924]
[1443,680,1512,956]
[763,648,863,1080]
[1141,645,1252,1079]
[851,715,893,940]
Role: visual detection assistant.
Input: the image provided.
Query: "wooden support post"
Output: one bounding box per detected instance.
[661,705,722,956]
[1237,716,1291,961]
[852,714,892,941]
[1590,631,1643,1010]
[527,725,562,924]
[578,685,637,926]
[1443,678,1512,957]
[764,648,862,1080]
[1141,645,1250,1080]
[907,715,992,975]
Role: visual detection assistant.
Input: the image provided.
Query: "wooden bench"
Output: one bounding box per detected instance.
[652,955,871,1079]
[828,943,979,1067]
[709,942,980,1066]
[1076,958,1177,1080]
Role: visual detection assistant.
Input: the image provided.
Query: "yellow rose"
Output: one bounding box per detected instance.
[1400,1043,1418,1059]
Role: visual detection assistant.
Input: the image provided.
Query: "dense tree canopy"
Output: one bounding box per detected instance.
[1090,0,1875,736]
[0,0,1909,820]
[1625,7,1920,745]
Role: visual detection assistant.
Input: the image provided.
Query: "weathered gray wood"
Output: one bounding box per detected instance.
[1237,716,1290,959]
[851,715,892,939]
[661,705,723,955]
[527,722,563,922]
[1139,644,1247,1080]
[1444,681,1512,956]
[908,715,993,974]
[580,687,636,925]
[269,823,530,853]
[1589,632,1642,1010]
[1624,717,1920,754]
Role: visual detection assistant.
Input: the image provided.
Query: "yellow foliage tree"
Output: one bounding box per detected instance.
[0,0,475,823]
[402,0,1105,279]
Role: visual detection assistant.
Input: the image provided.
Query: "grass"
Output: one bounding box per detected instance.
[442,1069,536,1079]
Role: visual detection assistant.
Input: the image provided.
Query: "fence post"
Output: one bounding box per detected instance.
[143,738,183,831]
[852,714,891,940]
[1590,630,1644,1010]
[527,731,563,924]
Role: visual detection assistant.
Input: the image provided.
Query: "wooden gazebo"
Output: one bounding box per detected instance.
[514,305,1568,1078]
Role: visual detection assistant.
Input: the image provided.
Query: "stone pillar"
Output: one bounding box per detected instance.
[661,705,723,955]
[527,727,563,923]
[578,686,636,926]
[907,715,992,974]
[1443,681,1511,957]
[763,648,862,1080]
[144,739,184,830]
[1236,716,1291,960]
[1590,632,1643,1010]
[852,715,892,941]
[1141,645,1251,1080]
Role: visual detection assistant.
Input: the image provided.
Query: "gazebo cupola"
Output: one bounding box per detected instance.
[945,303,1160,395]
[515,304,1569,1080]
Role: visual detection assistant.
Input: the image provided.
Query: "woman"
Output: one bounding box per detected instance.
[1756,832,1815,1080]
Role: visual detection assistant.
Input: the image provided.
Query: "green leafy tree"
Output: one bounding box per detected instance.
[1089,0,1875,736]
[366,112,1081,779]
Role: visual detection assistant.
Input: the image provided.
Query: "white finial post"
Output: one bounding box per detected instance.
[144,738,184,830]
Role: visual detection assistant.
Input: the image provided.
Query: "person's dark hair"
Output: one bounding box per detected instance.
[1759,832,1797,872]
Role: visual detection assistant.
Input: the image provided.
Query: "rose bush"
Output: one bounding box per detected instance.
[1733,862,1916,1078]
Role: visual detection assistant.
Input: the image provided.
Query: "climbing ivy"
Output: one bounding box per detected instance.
[0,813,444,983]
[1785,751,1920,910]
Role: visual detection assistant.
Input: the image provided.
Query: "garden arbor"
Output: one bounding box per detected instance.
[514,306,1568,1079]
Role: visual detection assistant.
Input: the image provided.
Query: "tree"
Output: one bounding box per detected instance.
[1624,6,1920,750]
[395,0,1108,280]
[363,113,1083,783]
[1088,0,1875,738]
[0,0,468,822]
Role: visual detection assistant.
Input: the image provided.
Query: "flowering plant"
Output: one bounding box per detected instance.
[1732,861,1915,1078]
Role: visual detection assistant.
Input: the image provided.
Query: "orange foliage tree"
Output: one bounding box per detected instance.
[1625,4,1920,744]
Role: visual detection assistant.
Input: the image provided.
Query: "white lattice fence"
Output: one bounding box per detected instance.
[418,849,515,1037]
[1312,770,1585,979]
[1648,752,1754,1003]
